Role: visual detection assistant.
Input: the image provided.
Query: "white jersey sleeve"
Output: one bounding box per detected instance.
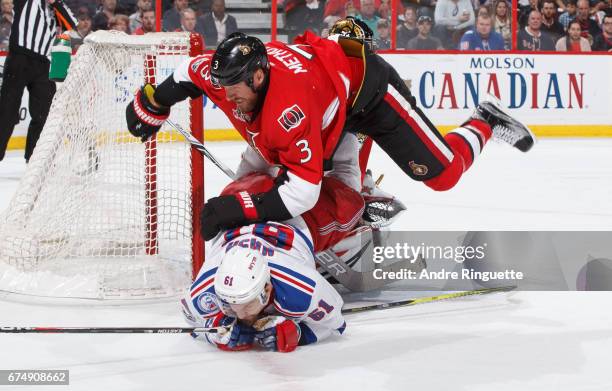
[278,264,346,345]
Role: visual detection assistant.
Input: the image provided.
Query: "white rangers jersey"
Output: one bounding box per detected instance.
[182,222,347,346]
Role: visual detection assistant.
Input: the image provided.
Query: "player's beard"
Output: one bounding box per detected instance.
[236,98,257,113]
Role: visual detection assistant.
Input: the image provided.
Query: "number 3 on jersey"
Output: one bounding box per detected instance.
[296,139,311,163]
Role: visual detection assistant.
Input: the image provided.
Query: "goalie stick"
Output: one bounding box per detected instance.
[0,286,515,333]
[340,285,517,314]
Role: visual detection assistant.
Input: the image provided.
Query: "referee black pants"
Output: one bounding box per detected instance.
[0,52,56,161]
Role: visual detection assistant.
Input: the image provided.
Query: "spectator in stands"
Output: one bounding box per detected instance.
[554,0,566,11]
[68,12,93,50]
[323,0,360,24]
[576,0,601,40]
[109,13,131,33]
[403,0,438,13]
[492,0,511,49]
[459,13,505,49]
[559,0,577,31]
[285,0,326,43]
[357,0,381,39]
[200,0,237,47]
[375,18,391,48]
[476,4,490,18]
[117,0,138,15]
[378,0,391,19]
[406,14,444,49]
[322,0,401,27]
[519,0,539,27]
[0,0,12,51]
[346,1,360,18]
[592,13,612,50]
[129,0,152,32]
[0,0,11,16]
[93,0,118,30]
[191,0,212,16]
[64,0,96,16]
[518,10,556,50]
[540,0,564,40]
[593,2,610,29]
[133,8,156,34]
[1,0,13,22]
[397,6,419,48]
[555,20,592,50]
[434,0,475,48]
[178,7,204,36]
[163,0,189,32]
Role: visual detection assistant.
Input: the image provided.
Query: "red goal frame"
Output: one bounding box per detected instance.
[144,33,205,280]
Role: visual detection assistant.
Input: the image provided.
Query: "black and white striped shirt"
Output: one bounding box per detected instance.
[9,0,77,61]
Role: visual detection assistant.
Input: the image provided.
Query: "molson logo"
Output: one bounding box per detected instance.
[415,57,584,110]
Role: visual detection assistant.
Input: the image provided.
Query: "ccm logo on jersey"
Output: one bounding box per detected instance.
[278,105,305,132]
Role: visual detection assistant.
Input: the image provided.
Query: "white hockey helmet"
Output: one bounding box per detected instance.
[214,246,270,305]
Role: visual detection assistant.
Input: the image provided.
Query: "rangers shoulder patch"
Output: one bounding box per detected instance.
[278,104,306,132]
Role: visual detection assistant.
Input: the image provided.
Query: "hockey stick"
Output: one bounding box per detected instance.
[165,118,236,179]
[341,285,516,314]
[1,286,516,334]
[0,326,228,334]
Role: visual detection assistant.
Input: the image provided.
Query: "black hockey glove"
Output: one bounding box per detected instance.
[200,193,262,241]
[126,84,170,142]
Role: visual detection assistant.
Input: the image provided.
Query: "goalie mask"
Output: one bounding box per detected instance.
[329,16,374,49]
[214,246,270,305]
[210,32,269,90]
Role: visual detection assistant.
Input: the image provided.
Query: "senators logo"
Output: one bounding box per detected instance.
[238,45,251,55]
[277,105,305,132]
[409,161,428,176]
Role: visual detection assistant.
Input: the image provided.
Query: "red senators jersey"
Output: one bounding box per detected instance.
[172,32,358,217]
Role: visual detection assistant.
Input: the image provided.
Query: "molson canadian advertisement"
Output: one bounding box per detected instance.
[2,52,611,147]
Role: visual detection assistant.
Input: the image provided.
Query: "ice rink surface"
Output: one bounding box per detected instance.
[1,139,612,391]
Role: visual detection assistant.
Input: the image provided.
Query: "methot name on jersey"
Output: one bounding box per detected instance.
[266,48,308,74]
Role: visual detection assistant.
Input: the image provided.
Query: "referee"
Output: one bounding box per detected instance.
[0,0,76,163]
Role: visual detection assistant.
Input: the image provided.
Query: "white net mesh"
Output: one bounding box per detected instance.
[0,31,202,300]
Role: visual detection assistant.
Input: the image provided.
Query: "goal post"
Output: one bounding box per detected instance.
[0,31,205,300]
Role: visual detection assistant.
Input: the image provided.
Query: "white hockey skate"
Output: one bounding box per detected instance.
[471,95,536,152]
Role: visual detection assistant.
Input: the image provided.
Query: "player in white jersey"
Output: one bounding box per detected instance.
[181,172,364,352]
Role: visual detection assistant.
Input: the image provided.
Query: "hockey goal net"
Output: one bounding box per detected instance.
[0,31,205,300]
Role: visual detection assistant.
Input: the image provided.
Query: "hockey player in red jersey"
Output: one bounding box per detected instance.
[127,32,362,241]
[126,28,535,241]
